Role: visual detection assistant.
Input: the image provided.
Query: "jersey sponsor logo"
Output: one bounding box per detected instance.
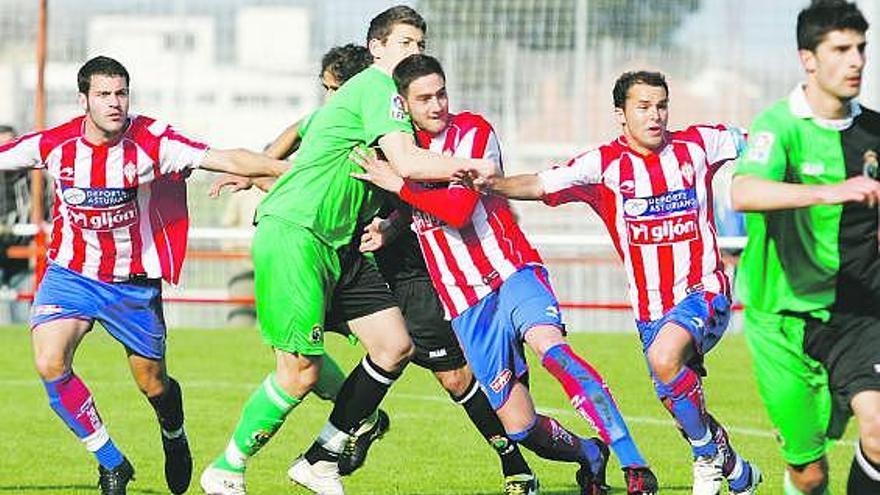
[627,211,699,245]
[61,186,136,208]
[67,201,139,231]
[746,131,774,164]
[390,94,408,122]
[623,189,698,218]
[310,324,324,345]
[489,368,512,393]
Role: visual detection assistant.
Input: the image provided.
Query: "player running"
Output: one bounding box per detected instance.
[353,53,659,495]
[0,55,286,495]
[732,1,880,493]
[472,70,762,495]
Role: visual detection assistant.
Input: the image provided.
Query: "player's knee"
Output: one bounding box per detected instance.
[436,367,472,397]
[646,347,682,383]
[33,352,68,381]
[859,417,880,461]
[136,373,167,398]
[789,462,828,495]
[374,339,414,372]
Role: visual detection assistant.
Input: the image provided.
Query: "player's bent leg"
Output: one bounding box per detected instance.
[34,317,132,493]
[128,353,192,495]
[296,308,410,492]
[849,390,880,493]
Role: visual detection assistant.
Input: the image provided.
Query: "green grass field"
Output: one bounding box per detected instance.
[1,326,857,494]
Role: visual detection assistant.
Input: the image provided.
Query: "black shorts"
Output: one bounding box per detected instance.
[325,249,398,332]
[804,311,880,433]
[393,277,466,372]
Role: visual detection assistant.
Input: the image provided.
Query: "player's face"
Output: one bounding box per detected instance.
[372,24,425,71]
[403,73,449,135]
[617,83,668,154]
[321,70,341,102]
[79,74,129,137]
[0,131,14,145]
[801,29,866,101]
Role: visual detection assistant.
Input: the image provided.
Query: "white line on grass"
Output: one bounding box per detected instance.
[3,378,853,448]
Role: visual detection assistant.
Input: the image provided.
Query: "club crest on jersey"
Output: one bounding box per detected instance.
[864,150,878,179]
[123,161,138,184]
[680,161,695,186]
[310,324,324,345]
[390,94,408,122]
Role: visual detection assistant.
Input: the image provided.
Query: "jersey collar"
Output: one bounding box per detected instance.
[788,84,861,131]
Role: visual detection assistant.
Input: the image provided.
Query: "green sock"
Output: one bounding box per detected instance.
[313,354,346,401]
[213,373,300,473]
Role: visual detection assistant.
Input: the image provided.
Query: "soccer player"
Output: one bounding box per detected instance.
[209,43,538,495]
[466,70,762,495]
[0,56,287,495]
[731,1,880,493]
[200,7,497,495]
[353,53,660,495]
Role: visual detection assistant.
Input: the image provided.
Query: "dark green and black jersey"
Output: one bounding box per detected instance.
[736,85,880,318]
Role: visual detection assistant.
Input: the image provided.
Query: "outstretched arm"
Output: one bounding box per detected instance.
[377,131,498,182]
[731,174,880,211]
[478,174,545,200]
[263,119,304,160]
[201,148,289,178]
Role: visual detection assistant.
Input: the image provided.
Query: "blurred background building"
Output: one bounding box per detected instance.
[0,0,876,329]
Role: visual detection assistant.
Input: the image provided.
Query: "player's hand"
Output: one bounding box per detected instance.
[209,174,253,198]
[359,217,396,252]
[350,147,405,193]
[461,158,501,181]
[819,176,880,207]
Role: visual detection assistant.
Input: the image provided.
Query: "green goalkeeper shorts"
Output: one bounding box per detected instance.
[252,216,340,355]
[742,308,833,465]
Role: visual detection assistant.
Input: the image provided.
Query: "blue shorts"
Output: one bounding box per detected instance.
[451,266,563,410]
[635,290,730,356]
[31,263,167,359]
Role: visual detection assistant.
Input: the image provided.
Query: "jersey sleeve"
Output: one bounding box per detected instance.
[696,125,748,170]
[399,181,480,229]
[361,87,413,146]
[156,124,209,175]
[538,149,602,206]
[735,113,788,181]
[0,132,45,171]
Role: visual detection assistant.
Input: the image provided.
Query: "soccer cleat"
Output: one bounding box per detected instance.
[98,457,135,495]
[730,462,763,495]
[576,438,610,495]
[622,466,659,495]
[162,430,193,494]
[288,456,344,495]
[337,409,390,476]
[503,473,539,495]
[693,452,725,495]
[200,465,246,495]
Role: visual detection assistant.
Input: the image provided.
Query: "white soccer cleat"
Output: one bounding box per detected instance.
[288,456,345,495]
[692,452,724,495]
[730,463,763,495]
[199,465,246,495]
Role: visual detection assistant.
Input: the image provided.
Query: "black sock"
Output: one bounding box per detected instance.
[452,378,530,477]
[848,442,880,494]
[305,355,400,464]
[148,377,184,434]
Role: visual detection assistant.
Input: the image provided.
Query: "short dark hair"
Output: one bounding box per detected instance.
[320,44,373,85]
[797,0,868,51]
[393,54,445,96]
[78,56,130,94]
[612,71,668,109]
[367,5,426,44]
[0,125,15,136]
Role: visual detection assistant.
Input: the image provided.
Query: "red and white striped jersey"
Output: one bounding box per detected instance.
[539,125,746,321]
[0,115,208,284]
[408,112,542,318]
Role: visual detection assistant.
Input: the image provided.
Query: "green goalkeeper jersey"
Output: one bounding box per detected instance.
[257,65,413,249]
